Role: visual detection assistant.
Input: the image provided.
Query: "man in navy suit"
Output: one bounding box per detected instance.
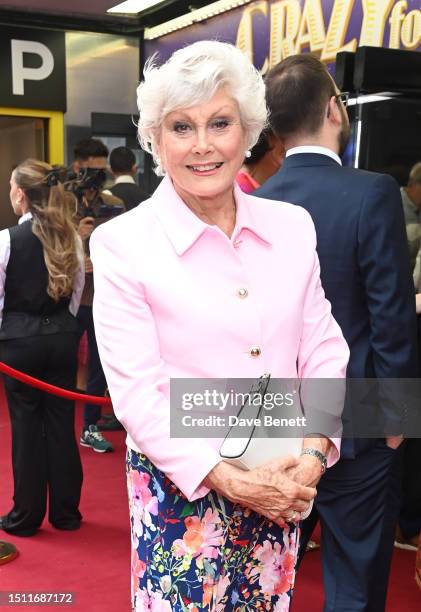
[255,54,418,611]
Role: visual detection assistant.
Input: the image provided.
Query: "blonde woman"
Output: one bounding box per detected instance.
[0,159,84,537]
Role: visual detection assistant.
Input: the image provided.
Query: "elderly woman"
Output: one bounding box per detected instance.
[91,41,349,611]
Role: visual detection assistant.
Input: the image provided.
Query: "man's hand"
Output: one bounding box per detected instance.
[385,435,404,450]
[78,216,95,240]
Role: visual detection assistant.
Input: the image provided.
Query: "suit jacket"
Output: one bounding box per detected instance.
[90,175,349,501]
[110,182,148,211]
[256,152,418,456]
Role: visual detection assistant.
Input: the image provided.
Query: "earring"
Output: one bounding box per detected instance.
[245,150,252,158]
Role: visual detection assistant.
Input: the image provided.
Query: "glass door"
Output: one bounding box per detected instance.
[0,115,47,229]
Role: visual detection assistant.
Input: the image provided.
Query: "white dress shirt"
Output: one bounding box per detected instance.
[286,145,342,166]
[102,174,136,196]
[113,174,136,185]
[0,212,85,326]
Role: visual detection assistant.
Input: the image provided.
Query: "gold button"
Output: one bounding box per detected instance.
[237,288,248,298]
[250,347,261,357]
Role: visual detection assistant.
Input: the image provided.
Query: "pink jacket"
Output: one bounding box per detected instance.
[91,176,349,501]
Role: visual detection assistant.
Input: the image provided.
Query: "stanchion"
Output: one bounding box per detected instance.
[0,541,18,565]
[0,361,112,406]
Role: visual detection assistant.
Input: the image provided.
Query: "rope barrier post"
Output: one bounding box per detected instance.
[0,541,18,565]
[0,362,113,406]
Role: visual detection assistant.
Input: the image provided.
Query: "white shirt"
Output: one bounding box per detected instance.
[102,175,136,196]
[286,145,342,166]
[113,174,136,185]
[0,212,85,326]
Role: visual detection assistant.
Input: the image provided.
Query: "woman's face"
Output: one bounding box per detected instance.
[9,171,25,216]
[157,87,248,205]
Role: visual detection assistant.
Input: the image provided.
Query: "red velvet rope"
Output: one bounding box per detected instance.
[0,361,112,406]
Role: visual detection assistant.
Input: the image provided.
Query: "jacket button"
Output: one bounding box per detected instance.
[237,288,248,298]
[42,317,50,325]
[250,347,261,357]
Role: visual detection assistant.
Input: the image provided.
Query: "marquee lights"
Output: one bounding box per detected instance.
[144,0,253,40]
[107,0,165,14]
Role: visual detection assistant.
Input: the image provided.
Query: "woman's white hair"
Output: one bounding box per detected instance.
[137,40,268,175]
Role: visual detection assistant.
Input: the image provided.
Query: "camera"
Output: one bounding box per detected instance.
[68,168,124,220]
[68,167,107,201]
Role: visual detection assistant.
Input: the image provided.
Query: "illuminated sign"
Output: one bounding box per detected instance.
[144,0,421,69]
[0,26,66,111]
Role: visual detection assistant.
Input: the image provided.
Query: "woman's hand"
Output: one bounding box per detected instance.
[203,456,316,526]
[287,436,331,488]
[286,454,324,488]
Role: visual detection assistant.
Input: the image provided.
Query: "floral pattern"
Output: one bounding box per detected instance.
[127,450,299,611]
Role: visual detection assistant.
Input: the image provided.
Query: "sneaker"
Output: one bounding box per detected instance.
[80,425,114,453]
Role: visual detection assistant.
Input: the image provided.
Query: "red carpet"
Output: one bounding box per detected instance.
[293,528,421,611]
[0,382,420,610]
[0,391,130,611]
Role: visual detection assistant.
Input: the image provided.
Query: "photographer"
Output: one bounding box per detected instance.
[73,138,125,453]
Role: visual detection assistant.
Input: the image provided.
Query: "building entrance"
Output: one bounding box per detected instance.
[0,115,47,229]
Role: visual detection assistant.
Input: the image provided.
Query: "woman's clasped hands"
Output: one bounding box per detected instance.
[204,455,316,527]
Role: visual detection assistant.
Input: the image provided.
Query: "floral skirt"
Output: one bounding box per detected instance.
[126,449,299,611]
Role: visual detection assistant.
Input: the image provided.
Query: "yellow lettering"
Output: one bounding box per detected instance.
[269,0,301,65]
[360,0,394,47]
[389,1,408,48]
[236,1,269,66]
[321,0,357,62]
[401,10,421,50]
[295,0,326,53]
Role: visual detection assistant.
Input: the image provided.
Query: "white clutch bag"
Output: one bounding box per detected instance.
[219,373,313,519]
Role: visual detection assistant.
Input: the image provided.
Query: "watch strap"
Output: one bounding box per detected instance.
[300,447,327,473]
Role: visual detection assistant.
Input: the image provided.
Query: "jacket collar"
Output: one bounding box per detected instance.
[282,152,341,169]
[151,175,272,256]
[287,145,342,165]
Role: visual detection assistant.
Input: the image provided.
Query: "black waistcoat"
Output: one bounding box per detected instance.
[0,220,78,339]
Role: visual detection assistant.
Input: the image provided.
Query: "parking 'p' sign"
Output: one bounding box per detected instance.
[0,26,66,111]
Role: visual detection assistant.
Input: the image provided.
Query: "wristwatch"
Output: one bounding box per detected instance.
[300,448,327,474]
